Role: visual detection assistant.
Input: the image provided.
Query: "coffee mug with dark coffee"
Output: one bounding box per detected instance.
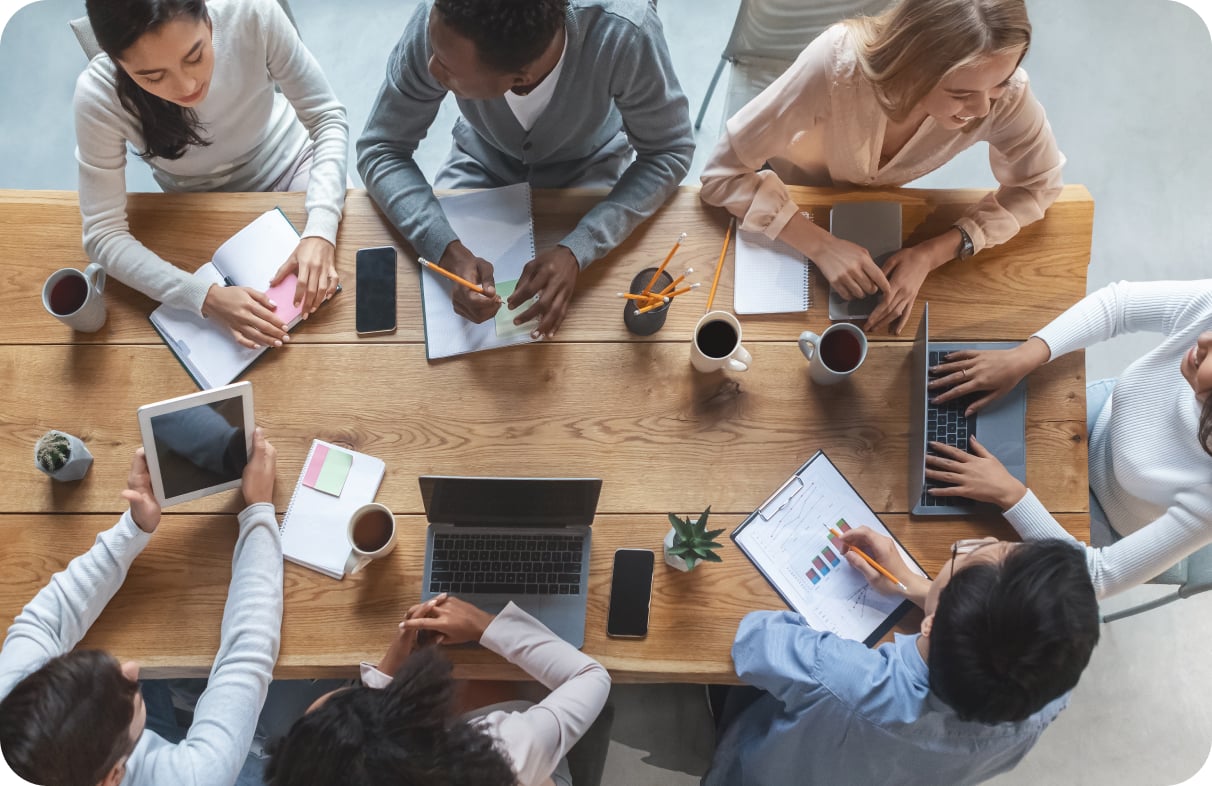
[345,503,397,575]
[691,311,752,372]
[42,263,107,332]
[798,323,868,385]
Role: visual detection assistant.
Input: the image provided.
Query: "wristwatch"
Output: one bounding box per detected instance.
[954,226,975,260]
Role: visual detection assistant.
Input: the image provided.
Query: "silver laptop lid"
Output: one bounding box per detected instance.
[908,304,930,507]
[419,476,602,527]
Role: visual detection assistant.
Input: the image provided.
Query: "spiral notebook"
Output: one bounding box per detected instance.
[280,440,386,579]
[733,228,812,314]
[419,183,537,360]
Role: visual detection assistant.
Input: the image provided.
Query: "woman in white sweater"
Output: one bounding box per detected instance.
[699,0,1064,334]
[264,595,611,786]
[77,0,348,348]
[924,280,1212,598]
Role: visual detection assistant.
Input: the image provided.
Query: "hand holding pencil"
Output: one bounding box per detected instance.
[834,526,925,603]
[423,243,501,324]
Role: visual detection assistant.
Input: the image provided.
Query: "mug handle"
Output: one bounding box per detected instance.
[344,553,372,576]
[798,331,820,360]
[727,344,752,372]
[84,262,106,295]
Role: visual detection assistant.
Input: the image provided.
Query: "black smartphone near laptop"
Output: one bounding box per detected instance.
[356,246,397,335]
[607,549,654,638]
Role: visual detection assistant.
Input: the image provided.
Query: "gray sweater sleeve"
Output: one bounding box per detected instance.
[0,512,152,701]
[557,5,693,268]
[128,502,283,786]
[356,4,458,262]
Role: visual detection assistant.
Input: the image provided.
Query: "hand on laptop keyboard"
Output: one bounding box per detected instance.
[927,341,1048,416]
[401,595,495,646]
[925,437,1027,510]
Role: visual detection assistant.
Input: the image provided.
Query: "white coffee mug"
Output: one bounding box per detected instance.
[691,311,752,373]
[799,323,868,385]
[345,503,397,575]
[42,263,107,332]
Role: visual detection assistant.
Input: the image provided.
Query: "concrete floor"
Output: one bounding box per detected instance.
[4,0,1212,783]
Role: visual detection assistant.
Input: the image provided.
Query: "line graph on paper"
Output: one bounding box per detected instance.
[734,453,928,643]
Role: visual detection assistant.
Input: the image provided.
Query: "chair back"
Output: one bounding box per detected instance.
[723,0,890,62]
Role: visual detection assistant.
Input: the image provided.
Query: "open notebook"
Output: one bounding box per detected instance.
[733,227,812,314]
[149,209,327,390]
[280,440,386,579]
[419,183,538,360]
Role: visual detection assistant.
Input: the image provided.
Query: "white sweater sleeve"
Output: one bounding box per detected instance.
[477,603,611,786]
[74,71,214,314]
[259,0,348,244]
[128,502,284,786]
[1033,279,1212,360]
[1004,489,1212,599]
[0,512,152,700]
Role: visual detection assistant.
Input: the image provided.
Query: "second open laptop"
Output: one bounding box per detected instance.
[909,303,1028,516]
[419,476,602,647]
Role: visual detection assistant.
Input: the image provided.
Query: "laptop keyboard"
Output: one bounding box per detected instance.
[429,532,584,596]
[921,351,979,508]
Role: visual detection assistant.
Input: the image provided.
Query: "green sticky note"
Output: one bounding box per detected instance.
[313,448,353,497]
[494,279,537,339]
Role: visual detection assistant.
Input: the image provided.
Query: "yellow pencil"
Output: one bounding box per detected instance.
[618,292,669,304]
[417,257,488,296]
[828,526,909,592]
[705,218,734,312]
[642,232,687,294]
[664,283,700,299]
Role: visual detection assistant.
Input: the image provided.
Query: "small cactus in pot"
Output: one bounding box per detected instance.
[663,506,725,572]
[34,430,93,481]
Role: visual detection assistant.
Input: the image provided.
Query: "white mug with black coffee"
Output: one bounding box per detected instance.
[691,311,752,373]
[42,263,107,332]
[798,323,867,385]
[345,503,397,575]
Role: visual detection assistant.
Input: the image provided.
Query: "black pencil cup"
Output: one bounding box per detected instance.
[623,267,673,336]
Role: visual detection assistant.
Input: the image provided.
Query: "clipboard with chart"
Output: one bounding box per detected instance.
[731,451,928,646]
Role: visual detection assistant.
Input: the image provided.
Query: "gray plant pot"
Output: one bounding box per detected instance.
[663,527,693,572]
[34,432,93,481]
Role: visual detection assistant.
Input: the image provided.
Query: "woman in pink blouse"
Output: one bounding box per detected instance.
[701,0,1064,334]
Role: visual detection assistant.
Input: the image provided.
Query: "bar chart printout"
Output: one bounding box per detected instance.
[733,453,927,643]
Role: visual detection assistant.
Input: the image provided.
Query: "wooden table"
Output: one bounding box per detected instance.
[0,185,1093,681]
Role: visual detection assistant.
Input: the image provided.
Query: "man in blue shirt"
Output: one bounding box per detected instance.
[703,528,1100,786]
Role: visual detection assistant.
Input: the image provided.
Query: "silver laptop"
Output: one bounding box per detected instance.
[828,201,902,321]
[419,476,601,647]
[909,304,1028,515]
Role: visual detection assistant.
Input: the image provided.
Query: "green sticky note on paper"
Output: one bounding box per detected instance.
[311,447,353,497]
[493,279,537,339]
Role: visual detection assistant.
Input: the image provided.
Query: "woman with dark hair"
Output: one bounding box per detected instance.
[75,0,348,349]
[924,280,1212,598]
[266,595,611,786]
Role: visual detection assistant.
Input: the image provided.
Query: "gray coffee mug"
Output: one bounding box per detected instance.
[42,263,107,332]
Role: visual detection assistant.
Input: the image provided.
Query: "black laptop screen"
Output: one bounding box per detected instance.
[419,476,602,527]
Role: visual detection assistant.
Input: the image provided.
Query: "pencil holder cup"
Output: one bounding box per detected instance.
[623,268,673,336]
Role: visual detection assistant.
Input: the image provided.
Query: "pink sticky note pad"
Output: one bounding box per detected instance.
[302,443,329,488]
[264,274,305,325]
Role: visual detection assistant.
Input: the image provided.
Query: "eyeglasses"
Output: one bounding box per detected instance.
[949,538,996,582]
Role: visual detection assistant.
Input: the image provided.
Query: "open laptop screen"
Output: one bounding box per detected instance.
[420,476,602,527]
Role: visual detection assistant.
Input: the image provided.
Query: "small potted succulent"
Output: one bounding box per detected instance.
[34,430,93,481]
[663,506,725,572]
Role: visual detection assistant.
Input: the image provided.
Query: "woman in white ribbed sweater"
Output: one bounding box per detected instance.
[76,0,348,348]
[923,280,1212,598]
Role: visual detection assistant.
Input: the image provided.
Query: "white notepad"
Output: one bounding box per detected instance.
[280,440,386,579]
[419,183,538,360]
[733,229,811,314]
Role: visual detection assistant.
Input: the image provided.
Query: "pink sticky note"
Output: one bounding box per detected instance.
[264,274,305,325]
[302,443,329,489]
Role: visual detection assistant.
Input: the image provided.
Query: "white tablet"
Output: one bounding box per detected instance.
[137,381,255,507]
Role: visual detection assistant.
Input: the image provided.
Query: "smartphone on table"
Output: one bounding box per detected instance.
[355,246,397,335]
[607,548,655,638]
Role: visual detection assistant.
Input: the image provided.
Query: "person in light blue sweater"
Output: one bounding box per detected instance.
[358,0,694,339]
[0,431,281,786]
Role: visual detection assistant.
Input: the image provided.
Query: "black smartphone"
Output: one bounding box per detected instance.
[607,548,655,638]
[355,246,397,335]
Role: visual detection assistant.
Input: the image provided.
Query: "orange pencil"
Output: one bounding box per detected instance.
[658,268,694,295]
[417,256,490,297]
[664,283,701,299]
[828,526,909,592]
[643,232,687,294]
[635,301,667,315]
[705,218,734,312]
[617,292,669,304]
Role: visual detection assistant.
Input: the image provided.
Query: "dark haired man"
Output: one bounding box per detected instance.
[702,528,1100,786]
[0,431,282,786]
[359,0,694,338]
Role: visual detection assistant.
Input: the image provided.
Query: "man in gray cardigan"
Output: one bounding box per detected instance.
[358,0,694,338]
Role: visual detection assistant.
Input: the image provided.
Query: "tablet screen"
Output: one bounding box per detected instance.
[149,393,248,500]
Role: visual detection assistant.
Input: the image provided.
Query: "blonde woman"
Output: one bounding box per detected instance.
[700,0,1064,334]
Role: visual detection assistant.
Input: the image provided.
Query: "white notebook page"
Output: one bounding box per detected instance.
[733,229,811,314]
